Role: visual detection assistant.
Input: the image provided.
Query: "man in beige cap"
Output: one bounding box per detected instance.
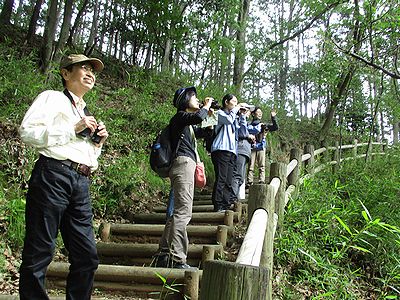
[19,54,108,299]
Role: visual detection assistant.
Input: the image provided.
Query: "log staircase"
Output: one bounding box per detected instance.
[45,193,246,299]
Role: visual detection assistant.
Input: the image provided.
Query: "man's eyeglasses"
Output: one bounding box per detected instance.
[79,64,96,74]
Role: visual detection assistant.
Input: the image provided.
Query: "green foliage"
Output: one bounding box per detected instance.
[0,46,47,123]
[275,152,400,299]
[150,272,189,300]
[0,170,27,251]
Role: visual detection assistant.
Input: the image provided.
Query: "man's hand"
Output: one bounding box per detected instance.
[75,116,97,134]
[248,134,256,143]
[95,122,108,147]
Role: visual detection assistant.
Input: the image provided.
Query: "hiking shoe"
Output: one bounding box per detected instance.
[152,254,171,268]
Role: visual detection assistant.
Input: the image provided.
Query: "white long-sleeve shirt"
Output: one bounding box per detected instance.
[19,90,102,170]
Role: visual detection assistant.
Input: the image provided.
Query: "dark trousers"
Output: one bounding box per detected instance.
[19,156,99,300]
[232,154,248,199]
[211,150,237,211]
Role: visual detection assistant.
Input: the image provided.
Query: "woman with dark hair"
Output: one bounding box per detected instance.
[156,86,212,269]
[247,107,278,185]
[210,94,246,212]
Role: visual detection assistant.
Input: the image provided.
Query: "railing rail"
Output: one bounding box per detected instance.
[200,139,389,300]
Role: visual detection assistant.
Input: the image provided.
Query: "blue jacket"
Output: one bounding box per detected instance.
[248,116,278,151]
[211,107,245,155]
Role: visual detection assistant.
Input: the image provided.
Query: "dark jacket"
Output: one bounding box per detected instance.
[169,108,208,162]
[248,116,278,151]
[237,119,251,160]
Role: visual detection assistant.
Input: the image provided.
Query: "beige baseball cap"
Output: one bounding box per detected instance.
[60,54,104,72]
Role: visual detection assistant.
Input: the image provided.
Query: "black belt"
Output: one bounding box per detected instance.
[40,155,91,177]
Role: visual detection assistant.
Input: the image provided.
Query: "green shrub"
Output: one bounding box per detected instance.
[275,151,400,299]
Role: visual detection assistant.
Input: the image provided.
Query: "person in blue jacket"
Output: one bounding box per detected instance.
[247,107,278,185]
[210,94,247,212]
[232,107,255,201]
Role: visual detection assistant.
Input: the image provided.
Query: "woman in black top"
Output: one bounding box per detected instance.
[158,86,212,269]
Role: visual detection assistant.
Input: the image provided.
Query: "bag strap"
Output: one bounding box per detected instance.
[189,125,200,163]
[170,125,184,160]
[63,89,91,116]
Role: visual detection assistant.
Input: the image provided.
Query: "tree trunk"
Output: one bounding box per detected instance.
[144,43,152,69]
[67,0,89,46]
[393,119,399,144]
[25,0,44,44]
[319,67,355,141]
[0,0,14,25]
[99,0,111,52]
[161,38,172,72]
[318,0,362,142]
[85,0,99,55]
[233,0,250,94]
[39,0,59,74]
[53,0,74,63]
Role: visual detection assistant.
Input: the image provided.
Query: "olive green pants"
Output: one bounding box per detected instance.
[159,156,195,263]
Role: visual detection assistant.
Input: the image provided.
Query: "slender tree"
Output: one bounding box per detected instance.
[319,0,363,142]
[67,0,89,46]
[25,0,44,44]
[233,0,251,94]
[53,0,74,63]
[0,0,15,25]
[85,0,99,55]
[39,0,59,74]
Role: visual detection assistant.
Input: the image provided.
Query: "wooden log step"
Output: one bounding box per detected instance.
[99,224,231,246]
[96,242,223,259]
[47,262,191,284]
[98,255,202,268]
[0,296,108,300]
[47,279,166,293]
[99,224,232,247]
[190,199,213,205]
[46,262,202,298]
[193,194,212,201]
[152,202,245,219]
[133,210,238,226]
[153,204,215,213]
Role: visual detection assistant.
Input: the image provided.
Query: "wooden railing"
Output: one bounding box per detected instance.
[200,140,389,300]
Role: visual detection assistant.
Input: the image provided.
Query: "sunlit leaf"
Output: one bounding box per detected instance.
[334,215,352,235]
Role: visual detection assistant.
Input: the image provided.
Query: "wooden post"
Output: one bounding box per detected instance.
[260,185,276,300]
[287,148,301,197]
[184,269,199,300]
[202,245,215,266]
[353,139,358,158]
[247,184,267,224]
[99,223,111,242]
[200,260,270,300]
[216,225,228,247]
[234,201,243,220]
[303,144,315,174]
[269,162,287,231]
[333,141,340,173]
[224,210,234,227]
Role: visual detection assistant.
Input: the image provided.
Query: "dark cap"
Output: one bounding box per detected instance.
[173,86,197,110]
[60,54,104,72]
